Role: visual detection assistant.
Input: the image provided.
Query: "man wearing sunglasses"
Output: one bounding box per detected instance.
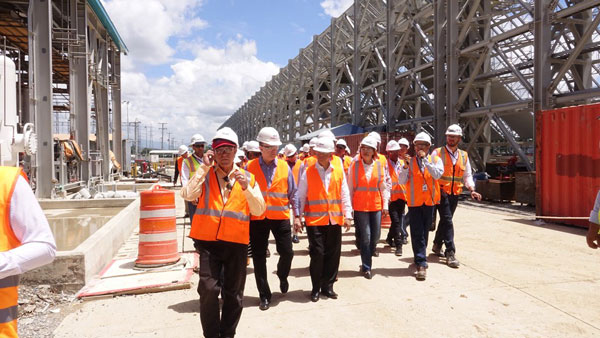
[181,134,211,221]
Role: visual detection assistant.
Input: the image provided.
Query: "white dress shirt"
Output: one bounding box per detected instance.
[431,145,475,190]
[0,176,56,280]
[295,160,353,223]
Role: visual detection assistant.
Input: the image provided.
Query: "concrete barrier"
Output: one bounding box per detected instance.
[23,198,140,290]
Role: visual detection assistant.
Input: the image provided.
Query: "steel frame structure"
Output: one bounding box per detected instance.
[222,0,600,171]
[0,0,126,197]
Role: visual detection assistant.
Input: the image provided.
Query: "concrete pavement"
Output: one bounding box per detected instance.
[54,193,600,337]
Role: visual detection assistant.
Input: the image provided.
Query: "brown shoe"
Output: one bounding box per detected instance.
[431,243,444,257]
[416,266,427,281]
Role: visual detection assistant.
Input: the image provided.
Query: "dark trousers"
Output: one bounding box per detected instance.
[409,205,434,268]
[387,199,406,247]
[306,224,342,293]
[187,201,197,223]
[194,240,247,338]
[249,218,294,300]
[354,211,381,271]
[434,192,459,255]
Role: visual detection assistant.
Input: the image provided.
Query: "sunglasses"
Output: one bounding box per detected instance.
[192,144,204,148]
[215,146,235,155]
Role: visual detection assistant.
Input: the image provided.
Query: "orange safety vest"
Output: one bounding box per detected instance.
[290,160,302,185]
[0,167,22,338]
[342,155,352,173]
[405,156,441,207]
[184,155,202,179]
[176,156,184,173]
[247,158,290,220]
[436,147,468,195]
[388,158,407,202]
[304,163,344,226]
[190,167,255,245]
[351,158,383,212]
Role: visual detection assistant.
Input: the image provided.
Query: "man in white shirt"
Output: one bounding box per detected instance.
[294,138,352,302]
[1,166,56,337]
[430,125,481,268]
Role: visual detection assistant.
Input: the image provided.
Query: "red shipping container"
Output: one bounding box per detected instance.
[536,103,600,227]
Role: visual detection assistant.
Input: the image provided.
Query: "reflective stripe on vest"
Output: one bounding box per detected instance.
[406,157,441,207]
[0,166,22,338]
[388,158,406,202]
[247,158,290,220]
[189,167,254,244]
[185,156,201,178]
[304,163,344,226]
[352,158,383,212]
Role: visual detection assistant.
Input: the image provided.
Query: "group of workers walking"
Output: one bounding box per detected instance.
[177,123,484,338]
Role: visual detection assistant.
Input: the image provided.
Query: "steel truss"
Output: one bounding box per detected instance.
[222,0,600,170]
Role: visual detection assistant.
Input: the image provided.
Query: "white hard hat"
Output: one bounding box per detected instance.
[190,134,206,145]
[367,131,381,144]
[256,127,282,146]
[345,145,351,153]
[278,148,285,155]
[445,124,463,136]
[212,127,239,147]
[246,140,260,153]
[313,138,335,153]
[336,139,347,147]
[318,129,336,140]
[360,136,378,150]
[178,145,188,155]
[236,149,245,158]
[241,141,249,151]
[284,144,297,157]
[300,144,310,153]
[398,138,410,147]
[309,137,319,148]
[414,132,432,145]
[386,140,400,152]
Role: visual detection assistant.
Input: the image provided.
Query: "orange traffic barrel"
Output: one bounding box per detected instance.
[135,185,180,267]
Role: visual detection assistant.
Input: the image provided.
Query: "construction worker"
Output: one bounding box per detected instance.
[0,166,56,337]
[246,127,297,311]
[335,139,352,173]
[299,143,310,160]
[348,136,390,279]
[294,137,352,302]
[384,140,407,256]
[284,144,302,244]
[181,134,211,222]
[181,127,265,338]
[398,132,444,281]
[587,190,600,249]
[431,124,482,268]
[245,141,261,161]
[173,144,189,186]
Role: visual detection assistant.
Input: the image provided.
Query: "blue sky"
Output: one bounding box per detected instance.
[102,0,352,148]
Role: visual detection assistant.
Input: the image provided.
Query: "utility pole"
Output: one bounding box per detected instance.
[167,131,172,150]
[144,126,148,148]
[122,101,130,141]
[159,122,167,150]
[149,123,153,149]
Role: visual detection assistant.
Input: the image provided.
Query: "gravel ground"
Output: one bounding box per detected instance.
[17,285,81,338]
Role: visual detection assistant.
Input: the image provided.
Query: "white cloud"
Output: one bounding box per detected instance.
[122,39,280,145]
[320,0,353,18]
[101,0,207,67]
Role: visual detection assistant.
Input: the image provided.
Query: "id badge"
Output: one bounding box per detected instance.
[422,184,428,192]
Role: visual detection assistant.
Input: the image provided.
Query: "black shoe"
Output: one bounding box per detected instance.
[385,237,394,247]
[292,235,299,243]
[259,298,270,311]
[280,279,289,294]
[372,250,379,257]
[402,237,408,245]
[395,246,403,257]
[310,291,320,302]
[432,243,444,257]
[363,270,372,279]
[321,289,338,299]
